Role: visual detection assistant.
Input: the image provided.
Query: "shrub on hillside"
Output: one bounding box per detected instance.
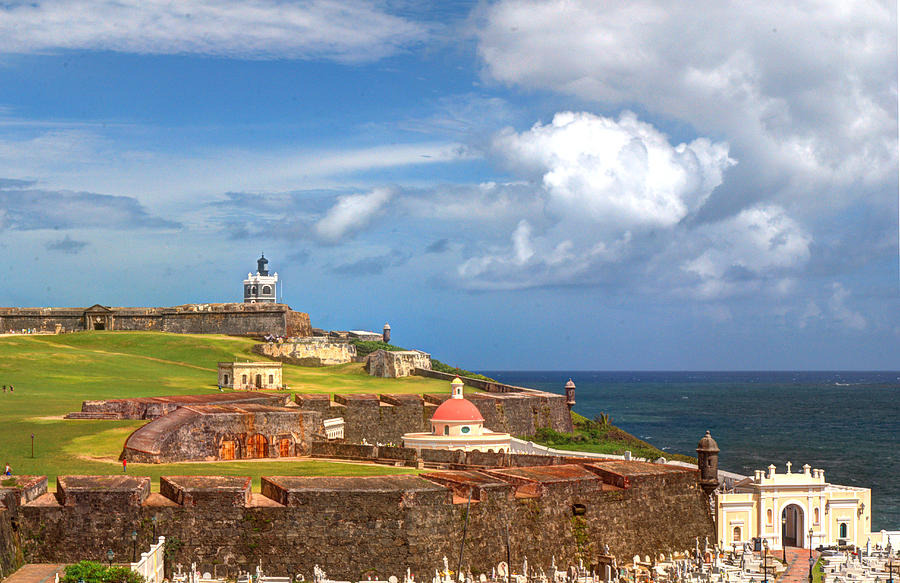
[430,359,495,383]
[349,340,408,357]
[61,561,145,583]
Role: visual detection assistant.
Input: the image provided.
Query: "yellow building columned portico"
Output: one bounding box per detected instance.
[716,462,872,551]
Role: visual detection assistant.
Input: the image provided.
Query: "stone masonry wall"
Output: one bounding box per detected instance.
[123,406,323,463]
[292,387,570,443]
[0,304,312,337]
[13,465,714,580]
[365,350,432,378]
[253,338,357,366]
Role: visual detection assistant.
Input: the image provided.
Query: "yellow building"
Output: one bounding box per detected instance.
[717,462,871,550]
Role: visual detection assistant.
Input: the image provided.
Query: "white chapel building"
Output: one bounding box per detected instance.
[402,377,512,453]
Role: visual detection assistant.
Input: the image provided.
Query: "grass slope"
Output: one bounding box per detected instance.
[530,413,697,463]
[0,332,447,486]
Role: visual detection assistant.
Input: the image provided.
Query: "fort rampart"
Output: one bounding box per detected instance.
[0,303,312,337]
[253,338,357,366]
[3,462,714,580]
[294,387,572,444]
[122,405,323,463]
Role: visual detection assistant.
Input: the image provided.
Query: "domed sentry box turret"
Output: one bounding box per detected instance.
[564,378,576,411]
[696,430,720,496]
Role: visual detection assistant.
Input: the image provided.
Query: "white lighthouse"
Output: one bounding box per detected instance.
[243,254,278,303]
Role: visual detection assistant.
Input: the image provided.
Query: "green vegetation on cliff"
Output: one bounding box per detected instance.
[530,412,696,463]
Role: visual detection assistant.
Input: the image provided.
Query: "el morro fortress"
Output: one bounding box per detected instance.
[0,255,719,580]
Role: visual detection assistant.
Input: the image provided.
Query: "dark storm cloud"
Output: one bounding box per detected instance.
[330,250,409,276]
[0,183,180,230]
[45,235,88,254]
[425,238,449,253]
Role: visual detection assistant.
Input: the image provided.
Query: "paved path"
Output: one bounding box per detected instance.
[780,547,819,583]
[2,564,66,583]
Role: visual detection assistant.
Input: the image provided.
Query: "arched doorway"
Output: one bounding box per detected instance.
[278,438,292,457]
[247,434,268,458]
[255,374,262,389]
[782,504,805,547]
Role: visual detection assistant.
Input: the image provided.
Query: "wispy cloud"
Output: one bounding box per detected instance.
[0,180,179,230]
[314,188,395,244]
[0,0,430,63]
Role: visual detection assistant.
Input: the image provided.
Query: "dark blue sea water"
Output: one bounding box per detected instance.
[480,370,900,532]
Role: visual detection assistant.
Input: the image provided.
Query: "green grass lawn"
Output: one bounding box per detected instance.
[0,331,445,484]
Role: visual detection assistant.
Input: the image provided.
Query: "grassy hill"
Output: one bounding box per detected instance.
[0,331,450,487]
[0,331,690,489]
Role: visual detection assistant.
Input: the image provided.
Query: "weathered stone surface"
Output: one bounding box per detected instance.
[0,303,312,337]
[123,405,323,463]
[365,350,431,378]
[75,392,287,420]
[160,476,252,507]
[294,388,570,443]
[253,338,357,366]
[14,464,714,580]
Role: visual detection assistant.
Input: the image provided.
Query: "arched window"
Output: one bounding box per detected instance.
[251,286,257,294]
[443,425,449,436]
[268,374,274,385]
[262,285,271,295]
[767,509,772,525]
[814,508,820,525]
[733,526,741,542]
[242,374,247,385]
[839,523,848,538]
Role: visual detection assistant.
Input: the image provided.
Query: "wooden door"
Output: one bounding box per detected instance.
[279,439,291,457]
[248,434,268,458]
[219,440,236,460]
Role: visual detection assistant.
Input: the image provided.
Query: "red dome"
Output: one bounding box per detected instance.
[431,398,484,422]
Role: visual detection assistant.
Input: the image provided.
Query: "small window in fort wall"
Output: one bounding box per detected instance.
[269,374,274,385]
[461,426,471,434]
[814,508,820,525]
[733,526,741,542]
[767,508,772,525]
[263,285,271,295]
[443,425,449,436]
[242,374,247,385]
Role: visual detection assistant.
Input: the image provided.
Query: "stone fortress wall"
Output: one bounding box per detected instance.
[2,462,714,580]
[0,303,312,337]
[253,337,358,366]
[295,386,573,445]
[122,405,323,463]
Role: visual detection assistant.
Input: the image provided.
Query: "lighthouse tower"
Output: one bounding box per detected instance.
[243,254,278,303]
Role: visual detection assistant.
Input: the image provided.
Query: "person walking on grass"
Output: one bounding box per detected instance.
[122,457,127,473]
[4,463,11,477]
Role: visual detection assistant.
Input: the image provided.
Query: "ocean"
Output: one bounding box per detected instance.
[480,370,900,532]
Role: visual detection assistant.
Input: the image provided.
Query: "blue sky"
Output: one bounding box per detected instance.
[0,0,897,370]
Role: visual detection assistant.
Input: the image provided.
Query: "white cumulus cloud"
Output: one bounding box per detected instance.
[682,205,811,298]
[313,187,394,243]
[476,0,897,207]
[0,0,428,63]
[491,111,735,228]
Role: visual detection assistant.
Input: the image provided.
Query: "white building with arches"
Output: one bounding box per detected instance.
[716,462,871,550]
